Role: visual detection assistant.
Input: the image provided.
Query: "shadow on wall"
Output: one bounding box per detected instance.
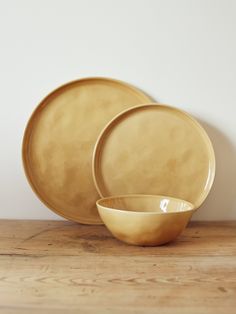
[192,119,236,220]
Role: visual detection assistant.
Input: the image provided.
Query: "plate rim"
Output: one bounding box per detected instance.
[92,103,216,209]
[22,77,152,224]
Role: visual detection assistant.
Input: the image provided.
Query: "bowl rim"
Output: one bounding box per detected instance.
[96,194,195,215]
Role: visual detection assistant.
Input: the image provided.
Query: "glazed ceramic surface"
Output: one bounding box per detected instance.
[96,195,194,246]
[93,104,215,209]
[22,78,152,224]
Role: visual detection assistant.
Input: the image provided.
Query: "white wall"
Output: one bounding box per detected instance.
[0,0,235,221]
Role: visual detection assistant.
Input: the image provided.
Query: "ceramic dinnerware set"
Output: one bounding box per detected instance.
[22,77,215,246]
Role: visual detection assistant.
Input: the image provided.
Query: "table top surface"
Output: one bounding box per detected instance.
[0,220,235,314]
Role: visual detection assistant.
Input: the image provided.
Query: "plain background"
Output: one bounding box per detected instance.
[0,0,235,221]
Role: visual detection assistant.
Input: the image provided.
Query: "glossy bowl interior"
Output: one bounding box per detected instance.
[96,195,195,246]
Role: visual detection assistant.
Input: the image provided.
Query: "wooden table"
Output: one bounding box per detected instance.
[0,220,235,314]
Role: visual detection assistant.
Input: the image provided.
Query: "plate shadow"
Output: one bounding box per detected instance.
[192,119,236,220]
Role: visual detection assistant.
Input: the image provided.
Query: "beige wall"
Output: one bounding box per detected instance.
[0,0,235,220]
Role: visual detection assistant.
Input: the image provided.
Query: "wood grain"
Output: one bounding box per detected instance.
[0,220,235,313]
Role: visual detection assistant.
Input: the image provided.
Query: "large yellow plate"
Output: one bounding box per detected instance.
[92,104,215,208]
[22,78,152,224]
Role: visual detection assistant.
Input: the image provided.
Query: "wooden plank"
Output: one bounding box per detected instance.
[0,220,235,313]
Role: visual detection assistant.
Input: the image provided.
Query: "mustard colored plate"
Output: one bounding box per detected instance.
[22,78,152,224]
[92,104,215,208]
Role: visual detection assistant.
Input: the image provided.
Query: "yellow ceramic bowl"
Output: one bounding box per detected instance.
[96,195,195,246]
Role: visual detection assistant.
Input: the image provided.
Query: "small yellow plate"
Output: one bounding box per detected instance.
[22,78,152,224]
[92,104,215,208]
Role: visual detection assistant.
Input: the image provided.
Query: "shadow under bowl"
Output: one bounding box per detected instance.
[96,195,195,246]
